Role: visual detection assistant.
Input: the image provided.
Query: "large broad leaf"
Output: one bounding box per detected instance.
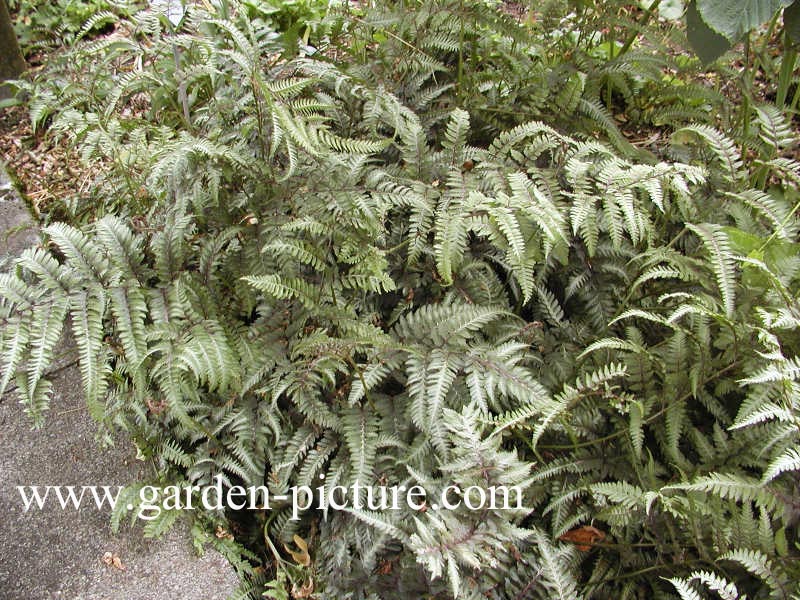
[686,1,732,63]
[696,0,793,41]
[785,1,800,44]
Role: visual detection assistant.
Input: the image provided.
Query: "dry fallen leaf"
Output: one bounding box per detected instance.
[101,551,126,571]
[292,577,314,599]
[558,525,606,551]
[215,525,234,540]
[284,534,311,567]
[377,559,393,575]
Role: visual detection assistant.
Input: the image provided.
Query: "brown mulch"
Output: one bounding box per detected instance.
[501,1,528,23]
[0,103,84,220]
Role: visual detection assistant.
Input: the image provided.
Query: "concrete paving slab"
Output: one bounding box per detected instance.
[0,369,241,600]
[0,163,37,258]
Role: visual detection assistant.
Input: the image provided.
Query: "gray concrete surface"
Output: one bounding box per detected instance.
[0,369,241,600]
[0,162,240,599]
[0,164,37,257]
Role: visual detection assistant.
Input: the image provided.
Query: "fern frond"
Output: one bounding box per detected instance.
[242,274,320,308]
[342,404,380,484]
[762,447,800,483]
[686,223,737,318]
[26,297,68,398]
[69,287,110,421]
[755,105,795,153]
[672,125,743,182]
[720,548,785,595]
[663,473,778,512]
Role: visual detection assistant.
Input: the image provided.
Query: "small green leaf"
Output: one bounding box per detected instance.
[775,527,788,556]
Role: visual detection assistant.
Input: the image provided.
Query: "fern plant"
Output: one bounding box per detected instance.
[3,0,800,598]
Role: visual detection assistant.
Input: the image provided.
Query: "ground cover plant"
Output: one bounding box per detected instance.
[1,0,800,598]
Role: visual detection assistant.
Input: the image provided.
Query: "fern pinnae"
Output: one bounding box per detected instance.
[343,507,407,543]
[577,97,638,159]
[732,188,794,240]
[686,223,738,318]
[69,287,111,421]
[755,105,795,154]
[666,576,705,600]
[413,349,457,452]
[0,318,30,397]
[109,285,148,368]
[342,404,380,485]
[720,548,788,597]
[663,472,779,513]
[26,297,69,399]
[16,246,76,293]
[94,216,146,281]
[44,222,110,283]
[762,447,800,483]
[531,527,583,600]
[672,125,743,182]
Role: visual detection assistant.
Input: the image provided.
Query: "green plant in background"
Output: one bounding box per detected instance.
[2,0,800,598]
[255,0,333,54]
[685,0,798,62]
[8,0,138,52]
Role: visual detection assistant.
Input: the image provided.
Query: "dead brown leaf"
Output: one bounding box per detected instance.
[558,525,606,551]
[291,577,314,599]
[284,534,311,567]
[101,551,126,571]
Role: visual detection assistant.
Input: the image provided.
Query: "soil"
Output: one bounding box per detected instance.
[0,103,83,220]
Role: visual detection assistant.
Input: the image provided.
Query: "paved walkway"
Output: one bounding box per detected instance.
[0,163,239,599]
